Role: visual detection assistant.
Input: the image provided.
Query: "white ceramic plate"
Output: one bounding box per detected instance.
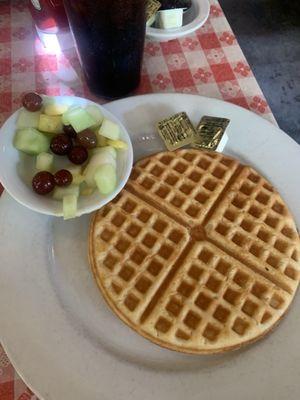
[146,0,210,41]
[1,94,300,400]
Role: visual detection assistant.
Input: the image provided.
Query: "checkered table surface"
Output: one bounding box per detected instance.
[0,0,276,398]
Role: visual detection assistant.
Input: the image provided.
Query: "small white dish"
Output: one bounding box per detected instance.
[146,0,210,41]
[0,95,133,217]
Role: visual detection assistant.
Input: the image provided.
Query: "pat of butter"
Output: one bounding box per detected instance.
[157,8,183,29]
[216,132,229,152]
[192,132,229,153]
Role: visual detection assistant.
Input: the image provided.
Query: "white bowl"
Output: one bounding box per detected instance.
[0,95,133,217]
[146,0,210,41]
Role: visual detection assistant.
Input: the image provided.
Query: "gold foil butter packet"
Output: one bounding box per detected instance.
[192,116,230,152]
[157,112,196,151]
[146,0,161,26]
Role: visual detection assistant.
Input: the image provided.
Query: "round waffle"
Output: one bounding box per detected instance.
[89,149,300,354]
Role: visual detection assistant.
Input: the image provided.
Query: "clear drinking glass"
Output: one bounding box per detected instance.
[63,0,147,98]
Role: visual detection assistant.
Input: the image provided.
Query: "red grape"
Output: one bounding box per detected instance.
[63,124,77,138]
[77,129,97,148]
[22,92,43,112]
[32,171,55,195]
[54,169,73,187]
[50,134,73,156]
[68,146,88,165]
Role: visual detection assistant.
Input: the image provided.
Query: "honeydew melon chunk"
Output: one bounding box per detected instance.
[17,109,41,129]
[85,105,104,126]
[38,114,63,134]
[61,105,79,125]
[80,182,96,196]
[94,164,117,195]
[44,103,69,116]
[62,111,71,126]
[106,139,128,150]
[81,187,95,196]
[89,146,117,159]
[14,128,50,155]
[97,135,107,147]
[36,152,54,171]
[98,118,120,140]
[72,174,85,185]
[65,164,82,177]
[62,164,84,185]
[63,194,78,220]
[64,106,97,133]
[83,150,116,188]
[53,185,80,201]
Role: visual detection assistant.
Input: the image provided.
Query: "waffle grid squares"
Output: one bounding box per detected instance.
[93,191,189,319]
[90,150,300,353]
[128,150,239,224]
[207,167,300,290]
[149,243,287,346]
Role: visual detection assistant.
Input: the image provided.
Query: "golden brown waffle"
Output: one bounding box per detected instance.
[89,149,300,354]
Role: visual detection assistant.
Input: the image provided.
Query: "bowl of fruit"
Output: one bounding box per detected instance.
[0,93,133,219]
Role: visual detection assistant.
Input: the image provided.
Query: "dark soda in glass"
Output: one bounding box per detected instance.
[63,0,147,98]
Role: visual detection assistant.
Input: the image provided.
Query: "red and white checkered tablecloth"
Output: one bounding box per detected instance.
[0,0,276,398]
